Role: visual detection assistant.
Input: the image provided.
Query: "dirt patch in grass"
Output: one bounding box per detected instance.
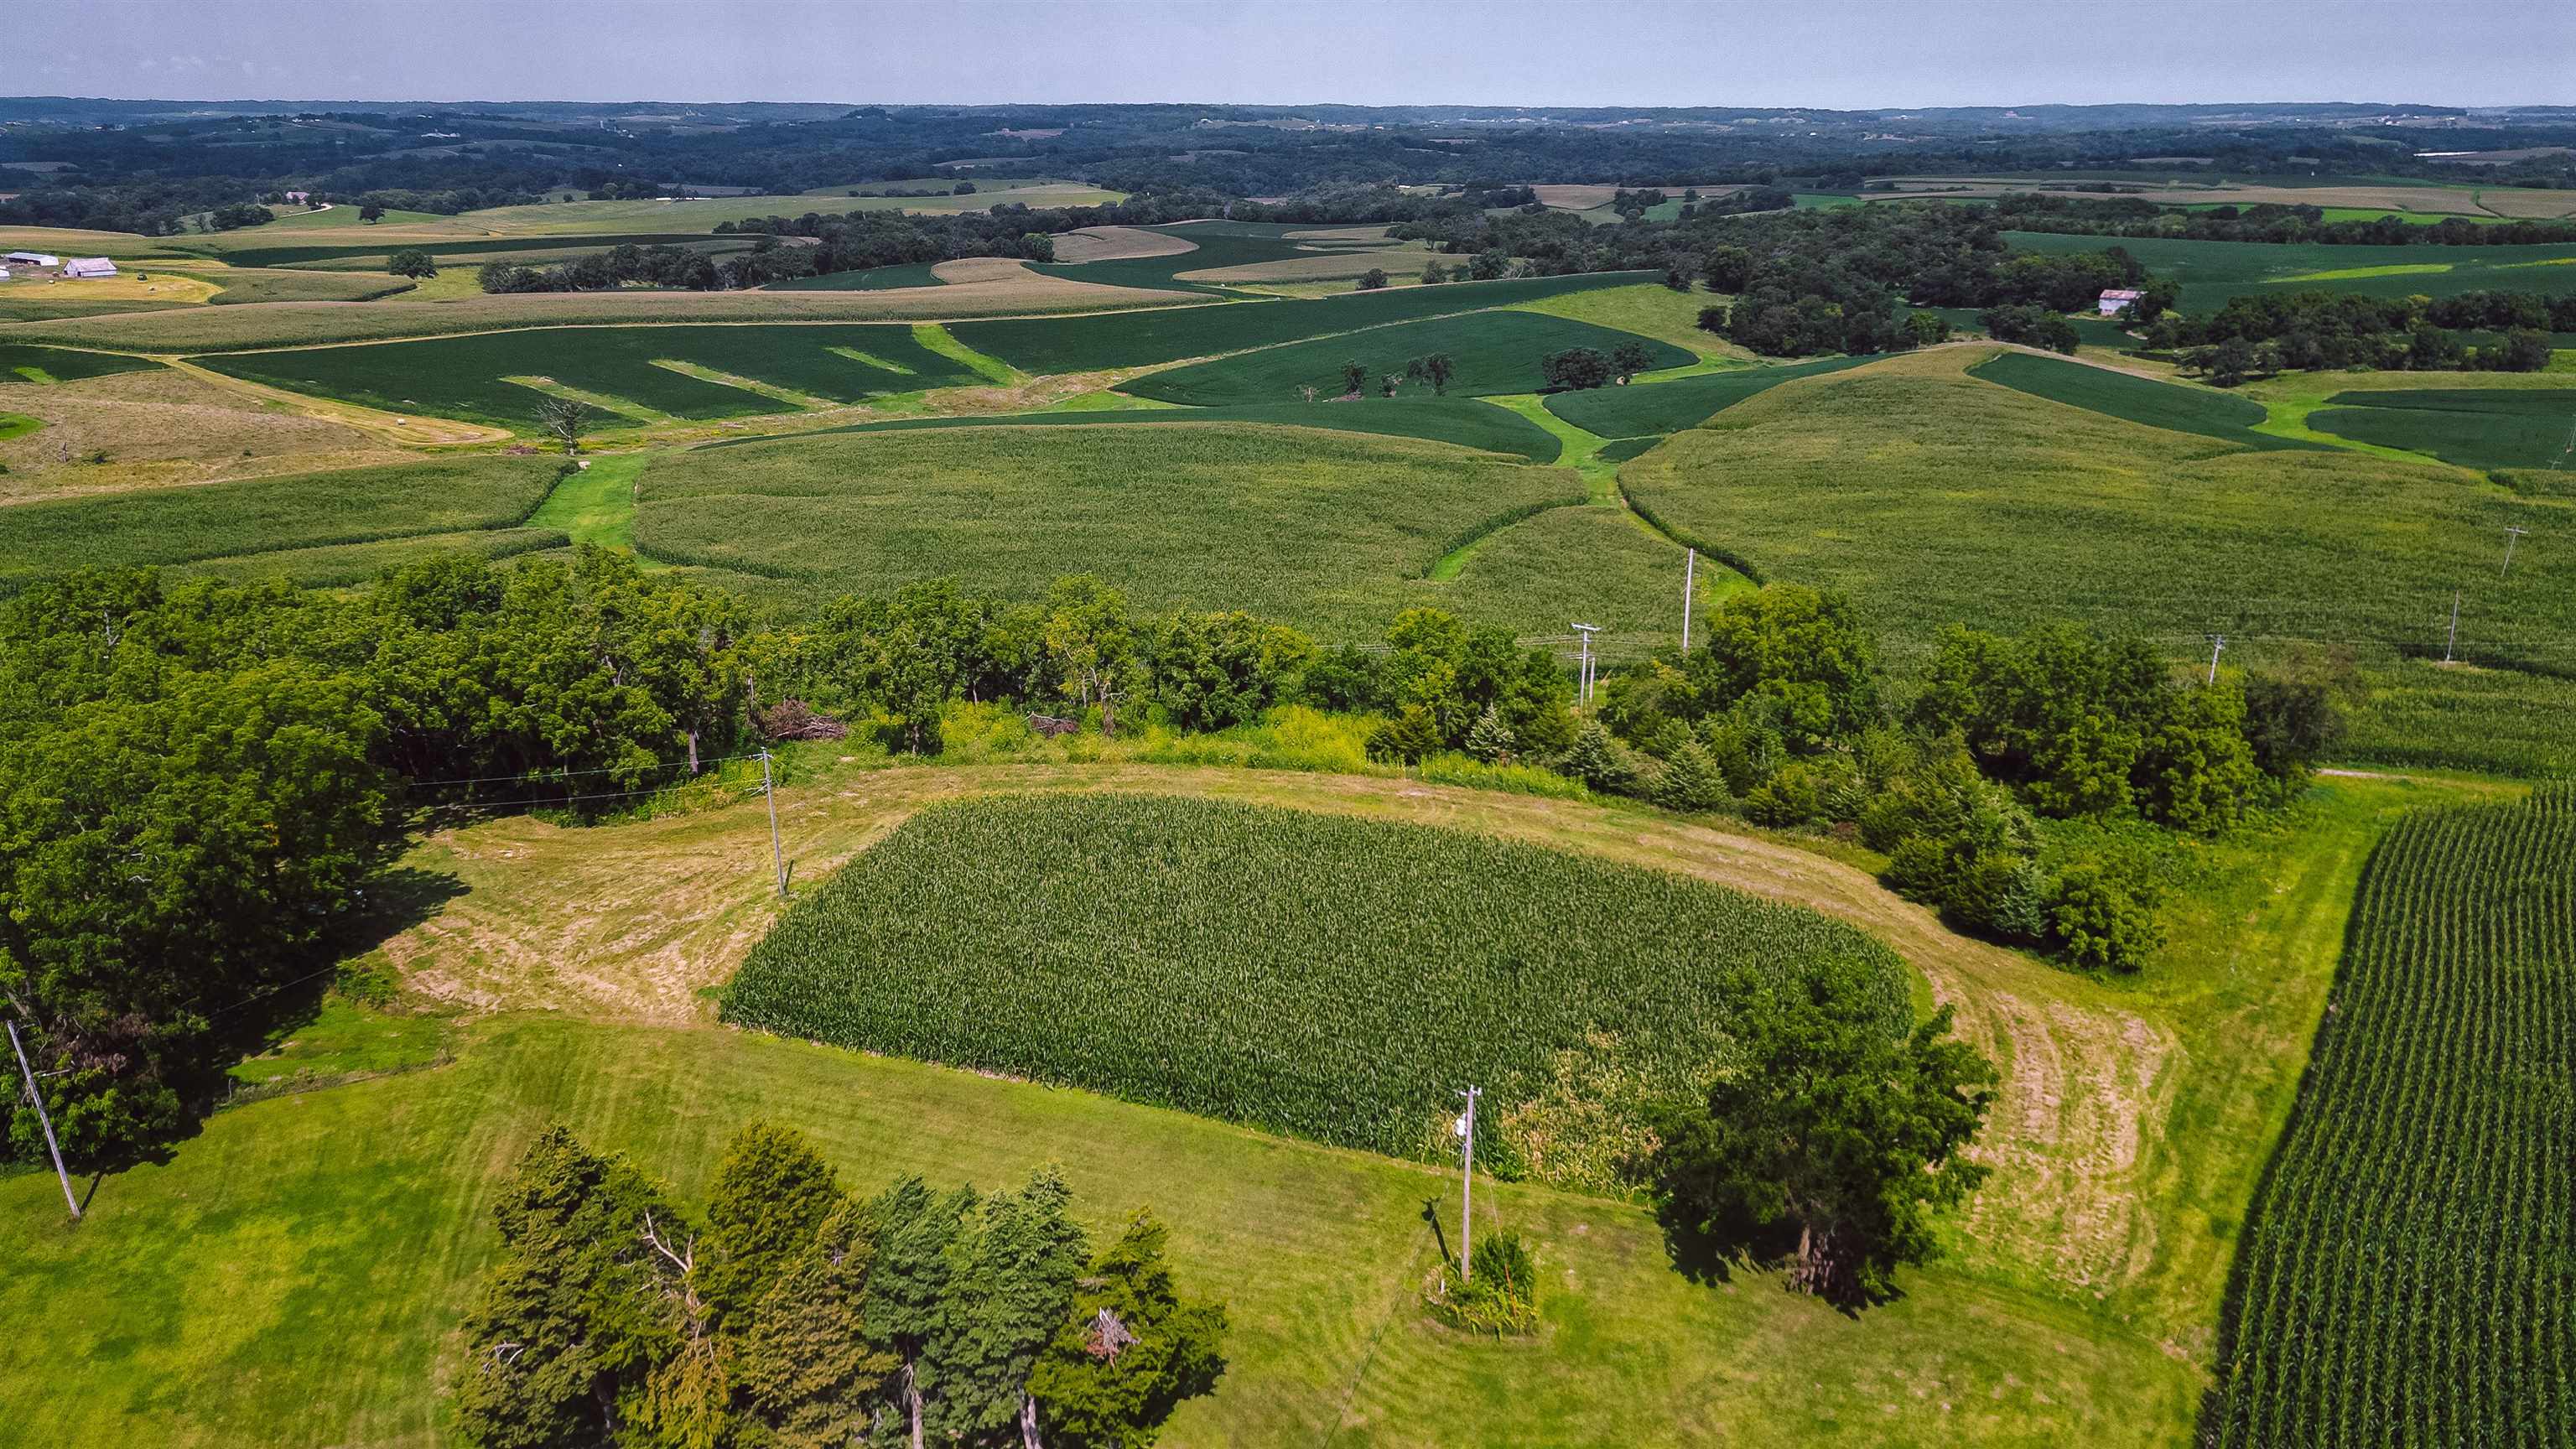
[0,367,409,501]
[1050,226,1199,263]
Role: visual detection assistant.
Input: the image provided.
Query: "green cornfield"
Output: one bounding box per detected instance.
[2211,783,2576,1446]
[722,793,1911,1171]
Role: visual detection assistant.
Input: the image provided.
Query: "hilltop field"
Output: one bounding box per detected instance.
[3,173,2574,1449]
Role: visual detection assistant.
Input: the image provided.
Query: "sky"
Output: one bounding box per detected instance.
[5,0,2572,110]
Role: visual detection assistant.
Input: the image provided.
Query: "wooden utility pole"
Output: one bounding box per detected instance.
[2205,634,2225,686]
[2444,590,2461,664]
[8,1020,79,1221]
[1455,1085,1480,1282]
[2503,526,2528,578]
[760,749,787,899]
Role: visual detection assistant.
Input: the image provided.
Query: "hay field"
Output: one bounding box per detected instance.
[1049,225,1198,262]
[0,366,412,501]
[0,263,1210,352]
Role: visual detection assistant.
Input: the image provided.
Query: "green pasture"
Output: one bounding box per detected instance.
[725,394,1562,461]
[1117,310,1692,406]
[642,421,1705,644]
[952,271,1657,375]
[0,456,562,593]
[764,261,948,291]
[0,343,161,385]
[0,410,39,441]
[1620,349,2574,775]
[1967,352,2322,450]
[2002,231,2576,311]
[1545,355,1874,438]
[2309,387,2576,470]
[1506,281,1737,356]
[196,323,979,427]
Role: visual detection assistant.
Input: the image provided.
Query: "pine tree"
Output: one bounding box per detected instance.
[1556,721,1635,792]
[865,1176,974,1449]
[1026,1213,1228,1449]
[1654,739,1727,812]
[1463,703,1516,764]
[928,1166,1091,1448]
[735,1202,898,1449]
[701,1121,846,1326]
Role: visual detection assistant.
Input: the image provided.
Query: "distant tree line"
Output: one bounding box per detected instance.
[1987,194,2576,248]
[460,1121,1224,1449]
[2148,290,2571,383]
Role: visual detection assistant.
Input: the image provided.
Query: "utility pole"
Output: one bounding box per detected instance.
[1454,1085,1480,1282]
[2205,634,2225,685]
[759,749,787,899]
[1679,548,1696,653]
[1571,623,1601,704]
[2502,526,2528,578]
[2444,590,2460,664]
[8,1020,79,1222]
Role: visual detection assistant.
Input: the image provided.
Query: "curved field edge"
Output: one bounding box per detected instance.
[718,792,1914,1166]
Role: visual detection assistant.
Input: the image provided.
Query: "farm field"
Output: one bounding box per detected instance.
[2003,230,2576,310]
[1966,351,2322,450]
[1035,219,1414,294]
[2209,784,2576,1446]
[197,322,986,426]
[640,421,1711,643]
[1875,174,2576,220]
[0,363,410,500]
[1618,347,2576,775]
[0,342,161,383]
[2309,386,2576,470]
[0,455,560,590]
[1545,354,1872,437]
[951,271,1655,374]
[1115,309,1692,404]
[1505,280,1741,355]
[761,394,1565,460]
[724,793,1911,1168]
[0,262,1212,352]
[763,259,947,291]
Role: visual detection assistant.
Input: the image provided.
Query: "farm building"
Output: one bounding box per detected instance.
[2098,288,2144,314]
[3,251,60,267]
[62,257,117,278]
[283,190,311,203]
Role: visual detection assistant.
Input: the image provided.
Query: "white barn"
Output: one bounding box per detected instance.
[63,257,117,278]
[3,251,60,267]
[2098,288,2145,315]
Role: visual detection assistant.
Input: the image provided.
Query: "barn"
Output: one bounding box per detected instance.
[2098,288,2144,315]
[3,251,60,267]
[62,257,118,278]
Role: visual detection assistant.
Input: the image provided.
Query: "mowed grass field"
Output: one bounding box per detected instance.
[0,455,562,592]
[1117,310,1693,405]
[641,421,1717,642]
[953,272,1656,374]
[2309,387,2576,471]
[1618,348,2576,775]
[0,342,161,384]
[2003,231,2576,311]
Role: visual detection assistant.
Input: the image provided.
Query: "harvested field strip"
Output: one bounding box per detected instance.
[1967,351,2324,452]
[1543,354,1874,438]
[723,793,1914,1168]
[0,343,161,385]
[701,395,1562,462]
[193,324,984,427]
[2210,785,2576,1446]
[647,359,832,410]
[766,261,948,292]
[1117,310,1692,406]
[501,375,674,424]
[953,271,1658,375]
[0,454,560,591]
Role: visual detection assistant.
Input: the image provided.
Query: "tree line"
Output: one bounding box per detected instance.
[2150,290,2572,383]
[1987,194,2576,249]
[460,1121,1224,1449]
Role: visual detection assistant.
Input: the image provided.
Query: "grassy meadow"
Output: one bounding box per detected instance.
[1966,351,2322,450]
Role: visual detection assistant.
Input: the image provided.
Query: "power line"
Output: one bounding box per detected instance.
[397,751,767,790]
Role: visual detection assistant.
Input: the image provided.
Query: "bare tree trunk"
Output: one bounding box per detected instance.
[1021,1394,1043,1449]
[906,1360,924,1449]
[1100,697,1116,739]
[687,729,700,775]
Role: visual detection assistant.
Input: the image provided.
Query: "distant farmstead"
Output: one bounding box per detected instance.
[2098,288,2144,315]
[3,251,60,267]
[63,257,117,278]
[283,190,311,202]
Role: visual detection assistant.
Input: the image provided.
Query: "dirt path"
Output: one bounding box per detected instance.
[376,759,2172,1303]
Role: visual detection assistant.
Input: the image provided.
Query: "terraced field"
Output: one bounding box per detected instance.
[1967,351,2323,450]
[752,395,1563,460]
[196,323,984,424]
[1033,219,1411,295]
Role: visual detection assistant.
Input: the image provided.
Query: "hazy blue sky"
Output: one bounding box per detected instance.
[5,0,2570,108]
